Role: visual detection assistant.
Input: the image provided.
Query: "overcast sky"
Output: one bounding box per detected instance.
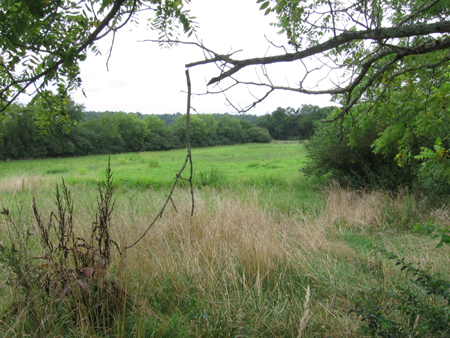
[70,0,335,115]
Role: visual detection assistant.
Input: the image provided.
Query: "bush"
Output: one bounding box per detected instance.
[302,118,419,190]
[351,251,450,337]
[197,168,228,189]
[246,126,272,143]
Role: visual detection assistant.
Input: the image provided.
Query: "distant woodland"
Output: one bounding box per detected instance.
[0,101,333,160]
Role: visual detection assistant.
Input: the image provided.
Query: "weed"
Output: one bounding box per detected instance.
[118,157,128,165]
[0,159,125,335]
[247,161,261,168]
[147,159,159,168]
[0,147,449,337]
[77,167,87,175]
[45,168,69,175]
[197,168,227,188]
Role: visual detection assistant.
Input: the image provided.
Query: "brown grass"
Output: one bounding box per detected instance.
[1,181,450,337]
[0,175,49,195]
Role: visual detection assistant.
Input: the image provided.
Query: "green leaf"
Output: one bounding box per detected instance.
[260,1,270,10]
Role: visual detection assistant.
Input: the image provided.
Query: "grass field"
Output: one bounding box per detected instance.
[1,143,450,337]
[0,143,310,191]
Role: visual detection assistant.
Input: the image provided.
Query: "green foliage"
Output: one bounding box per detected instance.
[216,115,247,144]
[197,168,228,189]
[45,168,70,175]
[0,143,309,192]
[414,138,450,194]
[302,65,450,192]
[246,126,272,143]
[1,103,332,160]
[143,114,165,133]
[0,100,85,159]
[302,61,450,192]
[173,114,209,147]
[351,253,450,337]
[251,0,450,196]
[414,222,450,249]
[198,114,219,145]
[302,112,418,190]
[147,158,159,168]
[256,105,331,141]
[1,0,196,126]
[111,112,148,152]
[2,143,449,336]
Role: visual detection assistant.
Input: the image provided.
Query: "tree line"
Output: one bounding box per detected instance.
[0,101,331,160]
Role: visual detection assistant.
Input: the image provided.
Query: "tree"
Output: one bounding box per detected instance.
[142,114,177,151]
[0,99,86,159]
[1,0,196,124]
[267,107,292,140]
[173,114,208,147]
[183,0,450,188]
[296,105,332,140]
[81,112,126,153]
[187,1,450,112]
[253,105,331,140]
[246,126,272,143]
[3,0,450,185]
[216,115,247,145]
[184,1,450,122]
[197,114,218,146]
[111,112,148,152]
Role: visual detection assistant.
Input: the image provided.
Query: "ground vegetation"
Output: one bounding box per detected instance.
[1,144,449,337]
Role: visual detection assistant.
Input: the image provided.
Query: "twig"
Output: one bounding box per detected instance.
[125,69,194,250]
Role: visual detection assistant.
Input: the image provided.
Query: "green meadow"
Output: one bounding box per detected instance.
[0,143,309,190]
[1,142,450,337]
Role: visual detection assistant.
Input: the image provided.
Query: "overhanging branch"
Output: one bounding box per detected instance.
[185,21,450,86]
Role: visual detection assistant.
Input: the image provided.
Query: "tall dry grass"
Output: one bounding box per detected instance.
[1,181,450,337]
[0,175,51,195]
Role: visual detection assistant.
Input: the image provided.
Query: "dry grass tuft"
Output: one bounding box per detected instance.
[297,285,311,338]
[0,175,48,194]
[119,190,293,289]
[321,182,384,230]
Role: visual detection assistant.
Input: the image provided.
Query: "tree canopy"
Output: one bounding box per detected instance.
[184,0,450,189]
[1,0,195,124]
[186,1,450,111]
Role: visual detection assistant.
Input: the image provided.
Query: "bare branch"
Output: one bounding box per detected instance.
[185,21,450,85]
[125,69,194,250]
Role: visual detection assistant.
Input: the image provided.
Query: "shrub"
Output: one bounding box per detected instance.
[118,157,128,165]
[302,118,419,190]
[197,168,228,189]
[351,251,450,337]
[246,126,272,143]
[45,167,69,175]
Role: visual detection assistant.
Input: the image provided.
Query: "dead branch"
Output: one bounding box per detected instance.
[125,69,194,250]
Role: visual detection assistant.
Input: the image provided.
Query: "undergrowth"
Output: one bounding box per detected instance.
[1,171,450,336]
[0,160,127,336]
[351,251,450,337]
